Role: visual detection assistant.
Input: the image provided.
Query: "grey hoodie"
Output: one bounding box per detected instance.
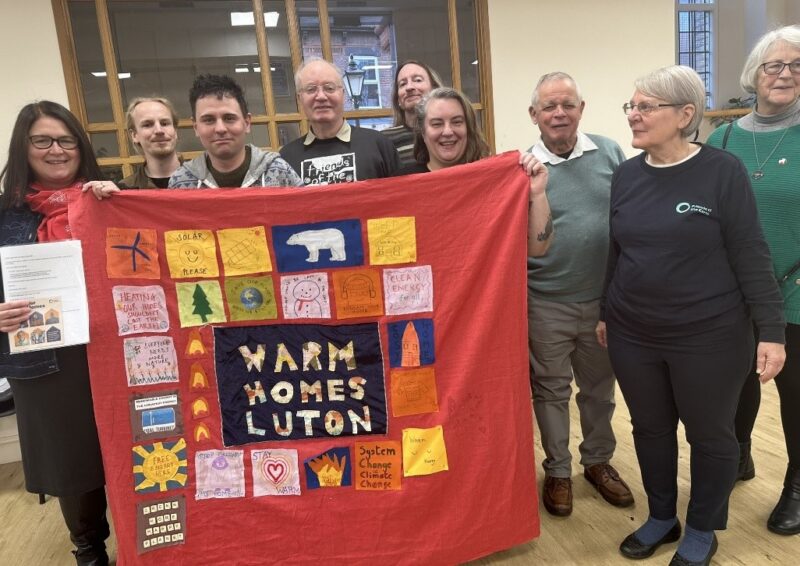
[168,144,302,189]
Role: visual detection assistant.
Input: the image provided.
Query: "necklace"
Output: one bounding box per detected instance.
[751,125,789,180]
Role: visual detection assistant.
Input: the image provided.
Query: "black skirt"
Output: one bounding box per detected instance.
[8,345,105,496]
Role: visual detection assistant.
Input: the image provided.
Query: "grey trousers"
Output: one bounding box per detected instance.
[528,294,617,477]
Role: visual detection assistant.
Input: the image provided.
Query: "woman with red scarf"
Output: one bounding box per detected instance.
[0,101,110,565]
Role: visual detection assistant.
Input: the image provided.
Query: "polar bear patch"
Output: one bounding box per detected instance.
[287,229,347,262]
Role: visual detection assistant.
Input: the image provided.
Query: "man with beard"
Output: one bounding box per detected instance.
[119,97,182,189]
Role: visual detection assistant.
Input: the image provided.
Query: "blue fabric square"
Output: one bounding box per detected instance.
[272,220,363,272]
[387,319,435,367]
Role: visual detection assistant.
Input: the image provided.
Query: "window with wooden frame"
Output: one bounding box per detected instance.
[51,0,494,181]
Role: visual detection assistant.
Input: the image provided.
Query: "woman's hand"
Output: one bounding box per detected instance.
[0,300,32,333]
[82,180,120,200]
[755,341,786,383]
[595,321,608,348]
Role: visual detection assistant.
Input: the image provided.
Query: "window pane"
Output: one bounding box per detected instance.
[278,122,301,147]
[457,0,480,103]
[346,116,393,131]
[249,123,271,147]
[102,166,124,184]
[90,132,119,160]
[297,1,451,112]
[68,2,114,123]
[175,124,269,153]
[107,0,266,119]
[678,9,713,107]
[297,1,323,61]
[271,59,297,114]
[263,1,298,114]
[393,1,452,87]
[297,2,405,110]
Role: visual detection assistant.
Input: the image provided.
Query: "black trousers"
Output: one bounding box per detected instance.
[58,487,109,560]
[736,323,800,466]
[607,317,753,531]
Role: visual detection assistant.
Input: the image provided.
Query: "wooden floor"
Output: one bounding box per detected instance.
[0,385,796,565]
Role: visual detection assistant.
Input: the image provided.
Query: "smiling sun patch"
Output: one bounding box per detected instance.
[165,229,219,279]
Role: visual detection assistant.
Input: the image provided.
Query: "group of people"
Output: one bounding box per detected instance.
[534,24,798,566]
[0,21,797,566]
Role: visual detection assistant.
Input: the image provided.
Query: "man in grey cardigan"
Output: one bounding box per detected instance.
[526,72,633,517]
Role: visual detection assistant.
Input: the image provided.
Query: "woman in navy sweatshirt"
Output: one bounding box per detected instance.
[596,66,786,566]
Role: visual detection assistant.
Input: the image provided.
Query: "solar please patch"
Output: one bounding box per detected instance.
[214,322,387,445]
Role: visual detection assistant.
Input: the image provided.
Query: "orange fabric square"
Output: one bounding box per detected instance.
[106,228,160,279]
[390,367,439,417]
[354,441,402,490]
[331,268,384,319]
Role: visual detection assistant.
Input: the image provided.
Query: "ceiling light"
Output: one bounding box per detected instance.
[231,11,279,27]
[91,71,131,79]
[264,12,279,27]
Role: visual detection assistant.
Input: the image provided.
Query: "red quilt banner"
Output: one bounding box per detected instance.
[69,151,539,565]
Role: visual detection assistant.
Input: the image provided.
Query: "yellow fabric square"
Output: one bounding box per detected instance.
[217,226,272,276]
[175,281,226,327]
[402,425,448,477]
[367,217,416,265]
[164,230,219,279]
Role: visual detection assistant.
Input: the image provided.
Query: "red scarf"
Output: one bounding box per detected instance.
[24,180,84,242]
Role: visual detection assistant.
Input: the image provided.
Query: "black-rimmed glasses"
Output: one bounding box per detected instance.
[29,135,79,150]
[622,102,685,116]
[761,60,800,75]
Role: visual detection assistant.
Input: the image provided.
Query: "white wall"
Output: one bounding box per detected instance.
[718,0,799,106]
[0,0,68,166]
[0,0,66,462]
[488,0,675,157]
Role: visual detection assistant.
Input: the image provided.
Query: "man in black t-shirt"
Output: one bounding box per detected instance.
[280,59,399,184]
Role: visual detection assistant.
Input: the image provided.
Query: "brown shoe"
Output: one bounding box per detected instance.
[584,463,634,507]
[543,475,573,516]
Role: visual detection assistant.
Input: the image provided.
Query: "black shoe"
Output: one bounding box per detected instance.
[619,520,681,560]
[669,534,718,566]
[736,441,755,482]
[72,547,109,566]
[767,465,800,535]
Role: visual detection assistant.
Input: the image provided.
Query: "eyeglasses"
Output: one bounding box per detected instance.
[622,102,686,116]
[299,83,342,96]
[760,60,800,75]
[29,135,79,150]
